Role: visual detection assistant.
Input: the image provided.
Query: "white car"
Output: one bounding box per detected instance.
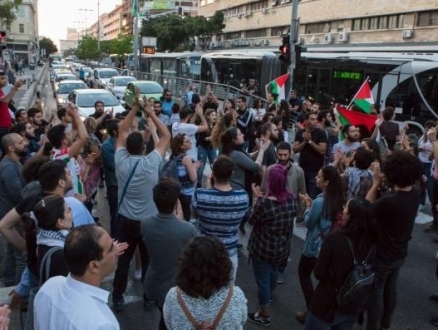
[107,76,137,100]
[89,68,119,89]
[67,89,125,119]
[55,80,87,108]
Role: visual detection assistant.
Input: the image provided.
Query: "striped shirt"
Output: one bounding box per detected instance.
[192,188,249,256]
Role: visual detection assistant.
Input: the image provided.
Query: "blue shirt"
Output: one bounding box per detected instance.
[192,188,249,256]
[161,100,175,117]
[101,137,117,188]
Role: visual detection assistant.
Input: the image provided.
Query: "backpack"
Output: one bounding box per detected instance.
[336,237,375,314]
[176,286,233,330]
[159,154,184,180]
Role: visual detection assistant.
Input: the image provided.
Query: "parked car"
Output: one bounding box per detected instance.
[55,80,88,108]
[67,89,125,118]
[88,68,119,89]
[124,80,164,109]
[107,76,137,100]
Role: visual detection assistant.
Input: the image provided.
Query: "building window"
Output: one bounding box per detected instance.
[6,25,10,32]
[378,16,388,29]
[369,17,379,30]
[360,18,369,30]
[245,28,267,38]
[305,22,326,34]
[352,19,361,31]
[417,10,438,27]
[19,24,24,33]
[271,26,289,37]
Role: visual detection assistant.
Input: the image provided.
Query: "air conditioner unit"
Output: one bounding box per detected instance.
[238,13,243,18]
[246,10,252,16]
[262,8,268,14]
[262,39,269,45]
[310,34,319,43]
[338,31,349,42]
[324,33,333,43]
[217,42,223,47]
[296,36,304,45]
[254,40,261,46]
[402,29,414,39]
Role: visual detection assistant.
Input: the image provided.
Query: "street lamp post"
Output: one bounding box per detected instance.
[79,8,94,35]
[289,0,299,89]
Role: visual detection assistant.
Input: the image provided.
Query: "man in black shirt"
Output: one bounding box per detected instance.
[293,112,327,199]
[365,151,423,330]
[236,96,254,152]
[260,122,279,174]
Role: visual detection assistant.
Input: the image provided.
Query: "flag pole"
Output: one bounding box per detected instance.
[346,76,369,110]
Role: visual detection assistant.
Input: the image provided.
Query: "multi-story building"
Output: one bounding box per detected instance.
[59,40,78,53]
[199,0,438,51]
[3,0,39,65]
[87,5,123,41]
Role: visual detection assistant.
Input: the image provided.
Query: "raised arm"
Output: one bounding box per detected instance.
[144,100,171,157]
[116,94,140,149]
[67,104,89,158]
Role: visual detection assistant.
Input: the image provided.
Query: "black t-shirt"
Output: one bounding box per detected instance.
[379,121,400,151]
[372,188,420,262]
[295,129,327,172]
[262,143,277,168]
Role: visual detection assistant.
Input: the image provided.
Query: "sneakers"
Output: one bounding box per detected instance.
[112,296,125,312]
[295,311,307,324]
[276,273,285,284]
[295,220,305,227]
[134,269,142,280]
[248,311,271,326]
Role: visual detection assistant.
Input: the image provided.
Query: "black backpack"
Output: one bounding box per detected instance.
[337,237,375,314]
[159,154,184,181]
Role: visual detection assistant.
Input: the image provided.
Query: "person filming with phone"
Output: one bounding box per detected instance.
[0,71,24,142]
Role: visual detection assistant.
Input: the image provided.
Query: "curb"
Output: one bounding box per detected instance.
[18,65,48,110]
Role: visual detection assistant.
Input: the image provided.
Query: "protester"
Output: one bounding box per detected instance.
[163,236,247,330]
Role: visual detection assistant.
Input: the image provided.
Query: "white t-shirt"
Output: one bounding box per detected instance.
[172,122,198,160]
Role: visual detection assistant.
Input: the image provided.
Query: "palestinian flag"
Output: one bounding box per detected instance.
[351,80,375,113]
[336,105,378,132]
[268,73,289,105]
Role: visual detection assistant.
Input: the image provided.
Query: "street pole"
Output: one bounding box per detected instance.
[97,0,100,67]
[289,0,299,90]
[133,0,139,73]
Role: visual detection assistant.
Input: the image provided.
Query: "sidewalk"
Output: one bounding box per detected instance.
[12,66,44,107]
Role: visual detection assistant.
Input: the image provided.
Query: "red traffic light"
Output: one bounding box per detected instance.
[279,45,289,54]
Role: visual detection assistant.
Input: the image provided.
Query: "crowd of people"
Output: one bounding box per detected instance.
[0,76,434,330]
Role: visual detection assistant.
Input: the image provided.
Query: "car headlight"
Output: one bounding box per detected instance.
[57,97,66,104]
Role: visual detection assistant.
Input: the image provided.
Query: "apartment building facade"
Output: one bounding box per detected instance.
[198,0,438,51]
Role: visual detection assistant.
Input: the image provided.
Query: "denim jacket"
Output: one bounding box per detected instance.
[302,194,332,258]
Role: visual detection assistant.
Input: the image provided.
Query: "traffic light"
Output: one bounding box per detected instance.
[279,35,290,64]
[0,31,5,43]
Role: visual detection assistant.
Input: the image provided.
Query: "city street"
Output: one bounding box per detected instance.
[38,67,438,330]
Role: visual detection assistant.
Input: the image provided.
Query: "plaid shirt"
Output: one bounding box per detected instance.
[247,196,297,267]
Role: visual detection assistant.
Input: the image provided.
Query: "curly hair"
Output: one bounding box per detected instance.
[171,133,186,155]
[176,236,232,299]
[383,150,423,188]
[220,127,239,156]
[211,113,235,149]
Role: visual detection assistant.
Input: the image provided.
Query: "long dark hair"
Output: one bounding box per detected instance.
[362,138,382,164]
[221,127,240,156]
[322,165,345,222]
[343,197,378,251]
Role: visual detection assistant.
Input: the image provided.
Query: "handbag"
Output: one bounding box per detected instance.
[117,159,140,213]
[176,286,234,330]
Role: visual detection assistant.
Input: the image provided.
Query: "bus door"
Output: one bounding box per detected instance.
[306,67,331,105]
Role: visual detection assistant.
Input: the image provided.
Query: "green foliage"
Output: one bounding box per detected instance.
[39,37,58,55]
[140,11,225,52]
[76,35,133,60]
[63,49,76,57]
[111,35,133,55]
[0,0,21,26]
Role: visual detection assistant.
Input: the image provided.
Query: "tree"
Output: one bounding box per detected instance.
[39,37,58,55]
[76,35,99,60]
[0,0,22,26]
[111,34,133,56]
[140,11,225,52]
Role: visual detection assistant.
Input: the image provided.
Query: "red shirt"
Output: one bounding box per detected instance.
[0,89,11,128]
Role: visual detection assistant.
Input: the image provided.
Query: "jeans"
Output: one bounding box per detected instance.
[366,258,405,330]
[179,194,192,221]
[298,254,318,308]
[304,171,321,200]
[197,146,217,187]
[305,311,358,330]
[107,186,119,238]
[112,215,149,301]
[4,242,26,286]
[420,162,433,205]
[252,258,279,306]
[432,178,438,227]
[230,253,238,285]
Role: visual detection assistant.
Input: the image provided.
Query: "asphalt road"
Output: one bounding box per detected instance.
[39,67,438,330]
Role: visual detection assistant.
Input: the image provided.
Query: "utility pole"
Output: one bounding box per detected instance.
[133,0,139,73]
[97,0,100,67]
[289,0,299,90]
